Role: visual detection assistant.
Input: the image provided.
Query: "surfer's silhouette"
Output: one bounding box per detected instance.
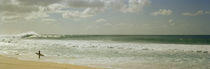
[36,50,44,59]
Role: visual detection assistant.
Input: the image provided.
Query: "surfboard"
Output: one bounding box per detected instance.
[35,53,44,56]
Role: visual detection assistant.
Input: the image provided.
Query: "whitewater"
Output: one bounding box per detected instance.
[0,32,210,69]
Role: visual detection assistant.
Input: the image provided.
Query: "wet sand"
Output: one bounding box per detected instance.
[0,55,100,69]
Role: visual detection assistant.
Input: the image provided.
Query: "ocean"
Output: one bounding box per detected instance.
[0,32,210,69]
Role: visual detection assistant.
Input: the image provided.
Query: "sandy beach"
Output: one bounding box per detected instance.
[0,55,100,69]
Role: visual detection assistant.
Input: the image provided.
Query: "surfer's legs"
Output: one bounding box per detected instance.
[38,51,41,59]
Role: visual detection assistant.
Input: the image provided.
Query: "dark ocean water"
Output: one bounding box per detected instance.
[28,35,210,45]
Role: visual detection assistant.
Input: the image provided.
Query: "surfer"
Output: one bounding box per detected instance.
[35,50,44,59]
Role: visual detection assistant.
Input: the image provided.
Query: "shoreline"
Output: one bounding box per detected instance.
[0,55,101,69]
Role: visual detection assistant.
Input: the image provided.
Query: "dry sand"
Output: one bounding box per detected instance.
[0,55,100,69]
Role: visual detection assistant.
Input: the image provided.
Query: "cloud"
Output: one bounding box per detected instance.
[41,18,56,23]
[17,0,61,6]
[205,11,210,14]
[1,15,23,21]
[168,19,175,25]
[0,0,50,22]
[168,19,173,23]
[65,0,150,12]
[62,8,104,19]
[25,11,49,20]
[66,0,105,8]
[0,0,150,23]
[96,18,107,23]
[182,10,210,16]
[0,3,38,13]
[120,0,150,13]
[109,0,150,13]
[62,10,88,19]
[63,0,150,19]
[48,3,66,11]
[152,9,173,16]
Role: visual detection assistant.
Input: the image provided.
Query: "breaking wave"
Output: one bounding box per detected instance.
[0,32,39,43]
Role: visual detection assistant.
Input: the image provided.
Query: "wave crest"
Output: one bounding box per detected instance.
[0,32,39,43]
[18,32,40,38]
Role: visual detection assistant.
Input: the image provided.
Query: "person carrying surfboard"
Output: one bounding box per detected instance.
[35,50,44,59]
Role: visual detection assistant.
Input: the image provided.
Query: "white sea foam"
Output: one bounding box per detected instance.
[0,34,210,69]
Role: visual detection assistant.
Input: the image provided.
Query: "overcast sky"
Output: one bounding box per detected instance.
[0,0,210,35]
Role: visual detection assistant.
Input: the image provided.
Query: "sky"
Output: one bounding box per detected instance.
[0,0,210,35]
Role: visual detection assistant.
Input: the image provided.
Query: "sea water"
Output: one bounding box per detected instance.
[0,32,210,69]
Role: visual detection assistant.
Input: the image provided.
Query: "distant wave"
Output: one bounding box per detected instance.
[2,32,210,44]
[23,35,210,45]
